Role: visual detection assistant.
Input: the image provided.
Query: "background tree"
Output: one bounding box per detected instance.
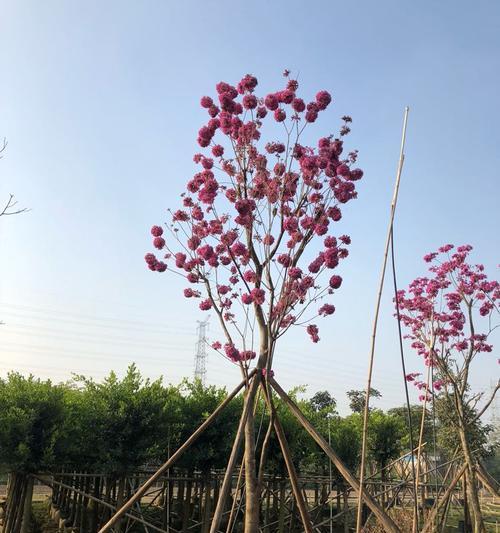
[0,373,66,533]
[365,411,405,478]
[387,404,433,452]
[347,388,381,414]
[176,379,243,474]
[310,390,337,413]
[0,140,27,218]
[397,244,500,532]
[70,365,175,533]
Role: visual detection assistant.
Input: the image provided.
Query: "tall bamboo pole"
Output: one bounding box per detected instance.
[270,378,400,533]
[412,362,432,533]
[98,371,254,533]
[260,382,314,533]
[355,107,409,533]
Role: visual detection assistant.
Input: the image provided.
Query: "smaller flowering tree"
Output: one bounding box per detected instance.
[396,244,499,531]
[145,72,365,532]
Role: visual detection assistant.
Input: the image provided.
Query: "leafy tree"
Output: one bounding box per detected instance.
[176,379,242,473]
[366,410,405,476]
[434,394,493,460]
[387,404,433,451]
[71,364,174,476]
[347,388,381,414]
[0,373,66,533]
[310,390,337,413]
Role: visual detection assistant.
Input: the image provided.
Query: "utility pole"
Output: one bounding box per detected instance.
[194,318,209,385]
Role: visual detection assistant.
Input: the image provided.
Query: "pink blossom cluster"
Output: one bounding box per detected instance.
[146,72,364,366]
[397,245,499,399]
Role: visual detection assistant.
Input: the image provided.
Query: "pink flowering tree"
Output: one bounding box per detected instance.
[396,244,499,532]
[146,72,364,531]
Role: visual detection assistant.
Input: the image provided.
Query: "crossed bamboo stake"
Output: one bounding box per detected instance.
[97,371,401,533]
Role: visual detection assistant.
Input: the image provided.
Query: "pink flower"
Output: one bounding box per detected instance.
[145,253,157,265]
[212,144,224,157]
[200,96,213,108]
[231,241,248,256]
[256,106,267,118]
[151,225,163,237]
[308,258,323,274]
[278,89,294,104]
[263,234,275,245]
[278,254,291,267]
[211,341,222,350]
[156,261,167,272]
[243,270,257,283]
[349,169,363,181]
[175,253,186,268]
[240,350,256,361]
[433,379,444,391]
[224,343,240,362]
[324,236,337,248]
[315,90,332,110]
[241,293,254,305]
[288,267,302,279]
[324,248,339,269]
[329,275,342,289]
[305,109,318,123]
[251,288,266,305]
[208,105,219,117]
[199,299,212,311]
[319,304,335,316]
[264,93,279,110]
[237,74,258,93]
[201,158,213,170]
[307,324,320,343]
[243,94,258,109]
[274,109,286,122]
[292,98,305,112]
[284,217,298,232]
[217,285,230,295]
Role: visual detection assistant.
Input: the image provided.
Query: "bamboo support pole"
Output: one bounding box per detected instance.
[98,371,254,533]
[270,378,401,533]
[225,463,245,533]
[477,461,500,497]
[261,382,314,533]
[209,373,259,533]
[356,106,409,533]
[420,463,467,533]
[412,362,431,533]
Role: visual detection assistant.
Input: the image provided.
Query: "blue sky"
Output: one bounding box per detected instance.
[0,0,499,415]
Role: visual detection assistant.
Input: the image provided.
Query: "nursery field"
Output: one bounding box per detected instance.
[2,3,500,532]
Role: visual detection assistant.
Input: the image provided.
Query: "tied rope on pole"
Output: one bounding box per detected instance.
[355,107,410,533]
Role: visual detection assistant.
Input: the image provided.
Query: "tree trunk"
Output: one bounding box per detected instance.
[343,487,349,533]
[244,403,259,533]
[457,422,485,532]
[114,477,126,533]
[3,473,33,533]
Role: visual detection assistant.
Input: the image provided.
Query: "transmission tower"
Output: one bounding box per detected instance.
[194,318,209,385]
[490,380,500,445]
